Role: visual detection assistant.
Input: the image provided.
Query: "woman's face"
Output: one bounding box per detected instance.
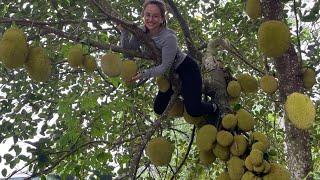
[143,4,164,33]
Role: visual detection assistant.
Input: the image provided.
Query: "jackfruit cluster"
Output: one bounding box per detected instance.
[0,27,28,69]
[146,137,174,166]
[67,44,97,73]
[260,75,278,94]
[284,92,315,129]
[237,74,258,93]
[245,0,262,20]
[302,67,316,89]
[258,20,290,58]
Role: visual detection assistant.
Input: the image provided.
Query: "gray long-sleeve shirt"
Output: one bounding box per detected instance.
[120,26,186,79]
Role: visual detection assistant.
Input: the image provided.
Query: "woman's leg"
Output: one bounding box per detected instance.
[176,55,220,124]
[153,86,174,115]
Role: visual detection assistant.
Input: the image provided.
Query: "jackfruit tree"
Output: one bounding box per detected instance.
[0,0,319,179]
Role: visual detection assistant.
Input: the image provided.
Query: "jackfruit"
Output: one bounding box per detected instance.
[263,161,271,174]
[302,67,316,89]
[228,156,245,180]
[222,114,237,130]
[67,45,84,68]
[253,162,265,173]
[101,53,122,77]
[237,74,258,93]
[241,171,256,180]
[213,143,230,161]
[236,109,255,132]
[245,0,262,20]
[260,75,278,94]
[252,142,268,153]
[217,130,234,147]
[2,27,27,44]
[249,149,263,166]
[199,149,216,165]
[156,75,170,92]
[183,109,205,125]
[258,20,290,58]
[227,80,241,97]
[83,55,96,73]
[168,98,184,118]
[25,47,51,82]
[245,156,254,171]
[263,163,291,180]
[216,172,231,180]
[146,137,174,166]
[251,132,270,152]
[196,124,217,151]
[284,92,315,129]
[0,39,28,69]
[120,60,138,83]
[230,135,248,156]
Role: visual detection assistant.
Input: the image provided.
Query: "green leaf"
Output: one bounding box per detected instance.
[1,168,7,177]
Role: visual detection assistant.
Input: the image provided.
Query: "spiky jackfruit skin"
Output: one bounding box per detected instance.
[230,135,248,156]
[156,75,170,92]
[302,67,316,89]
[284,92,315,129]
[260,75,278,94]
[146,137,174,166]
[228,156,245,180]
[222,114,238,130]
[168,98,184,118]
[227,81,242,97]
[0,40,28,69]
[245,0,261,20]
[101,53,122,77]
[258,20,290,58]
[237,74,258,93]
[67,45,84,68]
[199,150,216,165]
[183,109,205,125]
[249,149,263,166]
[25,47,51,82]
[236,109,255,132]
[217,130,234,147]
[213,143,230,161]
[196,124,217,151]
[262,163,291,180]
[245,156,254,171]
[120,60,138,83]
[216,172,231,180]
[241,171,256,180]
[83,55,96,73]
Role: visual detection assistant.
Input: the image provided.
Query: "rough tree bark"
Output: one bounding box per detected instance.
[261,0,313,179]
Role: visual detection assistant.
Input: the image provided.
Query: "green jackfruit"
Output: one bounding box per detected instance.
[196,124,217,151]
[25,47,51,82]
[227,80,241,97]
[237,74,258,93]
[260,75,278,94]
[146,137,174,166]
[236,109,255,132]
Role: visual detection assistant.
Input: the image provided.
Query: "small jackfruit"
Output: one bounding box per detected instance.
[222,114,237,130]
[263,161,271,174]
[199,150,216,165]
[83,55,96,73]
[230,135,248,156]
[227,80,241,97]
[249,149,264,166]
[245,156,254,171]
[245,0,262,20]
[252,142,268,153]
[0,39,28,69]
[120,60,138,83]
[228,156,245,180]
[253,162,265,173]
[284,92,315,129]
[25,47,51,82]
[241,171,256,180]
[213,143,230,161]
[251,132,270,152]
[67,45,84,68]
[146,137,174,166]
[196,124,217,151]
[156,76,170,92]
[260,75,278,94]
[101,53,122,77]
[216,172,231,180]
[217,130,234,147]
[236,109,255,132]
[302,67,316,89]
[168,98,184,118]
[237,74,258,93]
[258,20,290,58]
[263,163,291,180]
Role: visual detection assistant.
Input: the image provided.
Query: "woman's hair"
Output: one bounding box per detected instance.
[142,0,167,28]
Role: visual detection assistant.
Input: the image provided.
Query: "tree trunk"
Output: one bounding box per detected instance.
[262,1,313,179]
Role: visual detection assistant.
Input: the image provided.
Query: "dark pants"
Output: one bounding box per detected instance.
[154,55,215,117]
